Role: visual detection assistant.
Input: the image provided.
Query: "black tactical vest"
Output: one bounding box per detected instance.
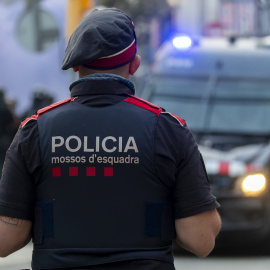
[31,96,175,269]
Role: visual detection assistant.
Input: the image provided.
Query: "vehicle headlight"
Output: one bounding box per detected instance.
[241,174,266,195]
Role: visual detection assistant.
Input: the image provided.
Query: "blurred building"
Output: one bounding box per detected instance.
[168,0,270,38]
[0,0,70,115]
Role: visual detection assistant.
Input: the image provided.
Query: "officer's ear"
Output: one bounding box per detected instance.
[73,66,79,72]
[129,55,141,76]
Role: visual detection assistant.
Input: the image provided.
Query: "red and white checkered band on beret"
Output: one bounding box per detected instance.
[83,39,137,70]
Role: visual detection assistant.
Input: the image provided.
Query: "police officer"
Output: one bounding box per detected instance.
[0,8,221,270]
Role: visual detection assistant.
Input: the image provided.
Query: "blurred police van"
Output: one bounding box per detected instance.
[140,35,270,248]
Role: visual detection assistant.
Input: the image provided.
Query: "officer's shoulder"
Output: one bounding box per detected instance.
[160,111,186,127]
[125,95,186,126]
[124,95,163,116]
[21,98,72,128]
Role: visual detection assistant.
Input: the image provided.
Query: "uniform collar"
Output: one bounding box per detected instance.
[70,73,135,97]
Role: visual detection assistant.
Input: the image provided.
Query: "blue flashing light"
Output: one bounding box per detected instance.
[172,35,193,49]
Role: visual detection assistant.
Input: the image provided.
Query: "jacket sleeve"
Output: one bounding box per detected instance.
[0,121,41,220]
[154,113,220,220]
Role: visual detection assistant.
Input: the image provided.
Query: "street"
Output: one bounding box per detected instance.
[1,244,270,270]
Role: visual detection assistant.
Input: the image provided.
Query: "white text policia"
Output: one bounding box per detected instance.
[52,136,139,153]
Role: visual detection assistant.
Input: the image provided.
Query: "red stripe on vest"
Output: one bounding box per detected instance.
[37,98,73,115]
[124,95,163,116]
[21,98,73,127]
[21,115,39,127]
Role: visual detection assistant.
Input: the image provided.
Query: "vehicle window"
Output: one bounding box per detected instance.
[209,101,270,133]
[146,76,270,135]
[215,78,270,99]
[153,76,208,97]
[208,78,270,133]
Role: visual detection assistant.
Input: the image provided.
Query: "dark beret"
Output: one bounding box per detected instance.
[62,8,137,70]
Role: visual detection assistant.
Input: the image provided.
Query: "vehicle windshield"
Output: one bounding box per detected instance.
[147,76,270,135]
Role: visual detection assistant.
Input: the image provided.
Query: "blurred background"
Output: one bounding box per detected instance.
[2,0,270,269]
[1,0,268,115]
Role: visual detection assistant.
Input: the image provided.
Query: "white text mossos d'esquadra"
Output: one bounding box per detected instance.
[52,136,139,153]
